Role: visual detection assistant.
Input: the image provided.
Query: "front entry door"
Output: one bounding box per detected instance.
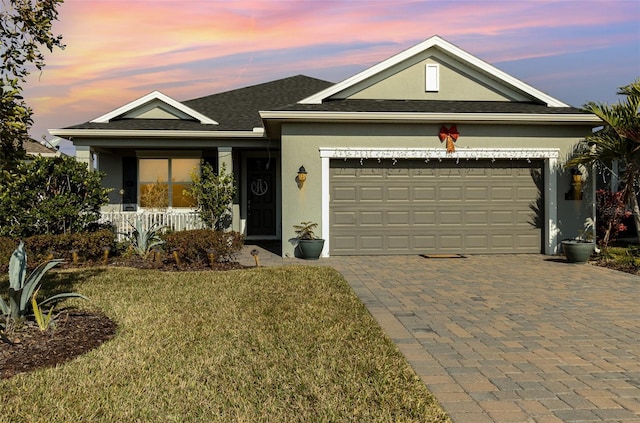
[247,158,277,236]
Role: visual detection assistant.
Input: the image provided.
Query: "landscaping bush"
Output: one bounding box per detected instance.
[0,231,117,272]
[162,230,244,264]
[26,230,116,263]
[0,155,110,238]
[185,161,236,230]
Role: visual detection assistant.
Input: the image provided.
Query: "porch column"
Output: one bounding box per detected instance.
[218,147,239,232]
[75,146,94,170]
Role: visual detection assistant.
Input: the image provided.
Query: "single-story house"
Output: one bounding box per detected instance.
[50,35,601,257]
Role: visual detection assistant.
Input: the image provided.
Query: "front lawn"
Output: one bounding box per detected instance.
[0,266,449,422]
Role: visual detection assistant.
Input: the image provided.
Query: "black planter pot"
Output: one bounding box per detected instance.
[561,240,595,263]
[298,239,325,260]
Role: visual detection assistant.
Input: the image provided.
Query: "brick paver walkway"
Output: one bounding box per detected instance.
[240,248,640,422]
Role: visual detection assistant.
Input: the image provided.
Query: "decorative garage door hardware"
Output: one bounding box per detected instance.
[320,147,560,161]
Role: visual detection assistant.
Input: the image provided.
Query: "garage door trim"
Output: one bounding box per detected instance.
[320,147,560,256]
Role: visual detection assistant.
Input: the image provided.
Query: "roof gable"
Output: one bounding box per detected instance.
[90,91,218,125]
[300,36,569,107]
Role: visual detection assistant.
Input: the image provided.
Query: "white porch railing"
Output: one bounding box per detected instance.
[100,210,205,241]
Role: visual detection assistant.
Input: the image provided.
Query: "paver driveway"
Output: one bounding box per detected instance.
[327,254,640,423]
[240,248,640,422]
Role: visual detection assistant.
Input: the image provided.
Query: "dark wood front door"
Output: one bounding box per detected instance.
[247,158,277,236]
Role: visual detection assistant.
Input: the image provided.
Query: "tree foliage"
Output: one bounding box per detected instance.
[0,155,110,237]
[185,161,237,230]
[566,79,640,244]
[1,0,64,171]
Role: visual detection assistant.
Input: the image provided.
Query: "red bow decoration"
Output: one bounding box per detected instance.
[439,125,459,153]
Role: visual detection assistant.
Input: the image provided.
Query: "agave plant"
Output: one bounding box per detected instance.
[122,219,165,259]
[0,241,87,323]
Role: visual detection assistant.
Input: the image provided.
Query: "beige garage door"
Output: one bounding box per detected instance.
[330,159,543,255]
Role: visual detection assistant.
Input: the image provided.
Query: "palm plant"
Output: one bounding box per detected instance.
[566,79,640,244]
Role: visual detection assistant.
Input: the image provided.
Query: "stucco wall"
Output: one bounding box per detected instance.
[281,121,595,257]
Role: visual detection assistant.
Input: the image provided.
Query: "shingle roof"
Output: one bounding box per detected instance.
[65,75,334,132]
[62,75,590,135]
[23,139,59,155]
[184,75,334,130]
[277,99,586,115]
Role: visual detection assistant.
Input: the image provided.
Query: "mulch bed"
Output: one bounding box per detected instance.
[1,310,117,380]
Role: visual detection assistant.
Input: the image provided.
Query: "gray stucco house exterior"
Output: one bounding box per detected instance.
[50,36,601,258]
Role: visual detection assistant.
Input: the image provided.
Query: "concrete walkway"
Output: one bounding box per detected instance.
[240,247,640,422]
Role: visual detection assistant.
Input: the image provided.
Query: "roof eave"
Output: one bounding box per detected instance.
[48,128,266,139]
[259,111,602,125]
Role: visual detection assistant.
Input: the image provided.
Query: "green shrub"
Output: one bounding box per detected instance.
[162,230,244,263]
[185,162,237,230]
[25,230,116,263]
[0,155,110,238]
[0,231,117,272]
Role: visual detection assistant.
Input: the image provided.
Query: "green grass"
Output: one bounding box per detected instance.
[0,266,450,422]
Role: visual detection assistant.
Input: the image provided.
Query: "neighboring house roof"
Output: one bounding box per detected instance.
[60,75,333,133]
[23,139,60,157]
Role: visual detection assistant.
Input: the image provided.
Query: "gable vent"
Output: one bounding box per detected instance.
[425,64,439,92]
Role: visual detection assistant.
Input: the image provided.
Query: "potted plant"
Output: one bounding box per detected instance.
[293,221,325,260]
[561,218,596,263]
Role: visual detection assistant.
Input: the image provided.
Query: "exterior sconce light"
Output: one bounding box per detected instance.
[297,165,307,189]
[565,168,583,200]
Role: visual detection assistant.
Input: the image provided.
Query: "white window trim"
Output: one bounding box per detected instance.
[425,64,439,92]
[320,147,561,257]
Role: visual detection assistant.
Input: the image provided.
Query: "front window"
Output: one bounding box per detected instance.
[139,158,199,208]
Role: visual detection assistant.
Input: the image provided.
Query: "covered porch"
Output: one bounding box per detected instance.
[72,140,282,242]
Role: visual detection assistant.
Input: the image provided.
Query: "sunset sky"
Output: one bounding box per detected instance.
[23,0,640,154]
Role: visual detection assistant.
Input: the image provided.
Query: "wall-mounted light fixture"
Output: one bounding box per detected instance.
[296,165,307,189]
[565,168,583,200]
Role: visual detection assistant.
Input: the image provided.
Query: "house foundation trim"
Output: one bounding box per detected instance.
[319,147,561,257]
